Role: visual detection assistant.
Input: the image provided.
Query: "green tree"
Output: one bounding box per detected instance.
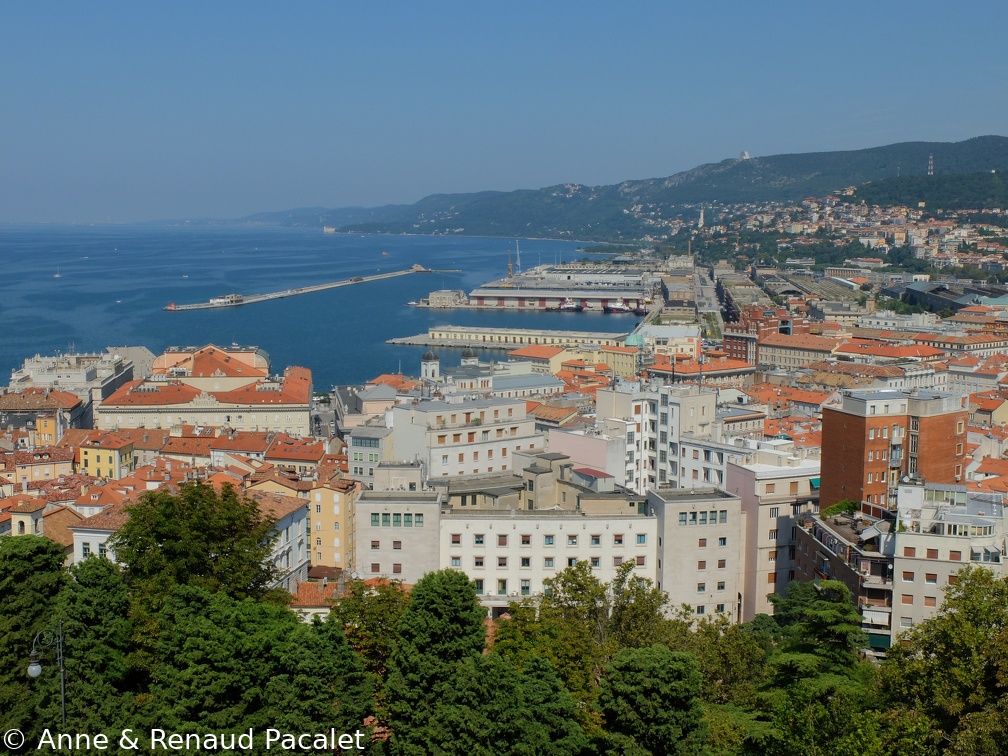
[110,482,280,603]
[422,654,587,755]
[599,645,708,756]
[609,562,675,649]
[331,577,410,680]
[48,557,135,733]
[881,566,1008,754]
[141,585,370,748]
[386,569,486,755]
[0,535,69,738]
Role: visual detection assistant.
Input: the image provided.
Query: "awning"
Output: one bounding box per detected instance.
[859,525,881,542]
[810,477,821,488]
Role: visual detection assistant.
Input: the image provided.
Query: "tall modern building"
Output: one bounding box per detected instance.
[821,390,967,518]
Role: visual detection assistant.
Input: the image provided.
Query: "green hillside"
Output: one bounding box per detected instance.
[247,136,1008,240]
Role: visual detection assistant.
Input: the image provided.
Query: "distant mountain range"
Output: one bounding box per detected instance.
[241,136,1008,240]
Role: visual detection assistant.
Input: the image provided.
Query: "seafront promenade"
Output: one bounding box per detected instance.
[165,265,430,311]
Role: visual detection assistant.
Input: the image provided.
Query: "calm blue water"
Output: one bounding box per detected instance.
[0,226,621,389]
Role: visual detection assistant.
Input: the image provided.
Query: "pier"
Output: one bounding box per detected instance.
[165,265,431,311]
[387,325,631,350]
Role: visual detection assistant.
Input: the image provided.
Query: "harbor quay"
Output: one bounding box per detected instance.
[387,325,630,350]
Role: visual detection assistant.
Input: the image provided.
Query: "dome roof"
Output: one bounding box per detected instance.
[421,349,438,362]
[460,347,478,359]
[624,333,645,347]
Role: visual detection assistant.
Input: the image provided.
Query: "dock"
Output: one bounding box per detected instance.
[165,265,431,311]
[388,325,631,350]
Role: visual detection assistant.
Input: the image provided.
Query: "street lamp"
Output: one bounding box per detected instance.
[27,619,66,727]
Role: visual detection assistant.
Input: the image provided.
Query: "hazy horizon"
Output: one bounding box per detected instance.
[3,2,1006,224]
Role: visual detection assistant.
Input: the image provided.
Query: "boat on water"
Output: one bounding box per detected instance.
[547,297,584,312]
[603,299,632,314]
[407,300,418,307]
[53,267,61,279]
[633,304,648,316]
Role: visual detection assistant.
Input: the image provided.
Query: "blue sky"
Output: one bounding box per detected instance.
[2,2,1006,223]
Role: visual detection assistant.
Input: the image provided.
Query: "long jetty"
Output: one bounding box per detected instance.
[165,265,432,311]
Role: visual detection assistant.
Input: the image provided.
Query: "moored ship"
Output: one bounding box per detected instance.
[603,299,632,314]
[547,297,584,312]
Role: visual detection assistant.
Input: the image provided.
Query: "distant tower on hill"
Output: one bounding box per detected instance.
[928,153,934,176]
[698,207,705,229]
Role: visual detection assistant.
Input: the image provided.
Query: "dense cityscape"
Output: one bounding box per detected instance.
[3,183,1008,753]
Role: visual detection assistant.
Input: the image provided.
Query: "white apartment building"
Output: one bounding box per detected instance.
[439,509,659,618]
[892,482,1007,638]
[595,382,717,494]
[390,397,543,478]
[646,488,745,622]
[725,446,821,620]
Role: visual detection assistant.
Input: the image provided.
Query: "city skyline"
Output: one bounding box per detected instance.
[2,1,1006,224]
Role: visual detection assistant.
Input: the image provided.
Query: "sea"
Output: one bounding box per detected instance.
[0,225,629,390]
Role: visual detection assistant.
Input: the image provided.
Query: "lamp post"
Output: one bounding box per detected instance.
[27,619,66,727]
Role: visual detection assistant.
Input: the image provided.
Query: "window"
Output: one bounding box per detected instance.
[567,534,578,546]
[497,579,507,596]
[450,557,461,567]
[636,533,647,545]
[613,556,623,567]
[371,513,380,527]
[635,555,646,566]
[766,483,776,495]
[614,534,624,545]
[767,572,776,584]
[474,579,484,595]
[381,513,390,527]
[520,579,531,596]
[698,560,706,570]
[718,537,727,547]
[696,606,705,615]
[719,510,727,523]
[474,556,484,568]
[498,556,508,568]
[904,546,916,557]
[769,506,779,519]
[902,571,914,582]
[545,534,555,546]
[475,534,485,545]
[371,540,380,550]
[926,548,938,559]
[925,573,937,584]
[521,557,531,567]
[590,534,601,546]
[901,594,913,605]
[370,563,380,574]
[716,603,725,613]
[393,541,401,550]
[404,514,413,527]
[697,582,706,593]
[717,581,726,591]
[717,559,726,569]
[521,534,531,545]
[768,550,777,563]
[82,542,91,558]
[699,511,707,525]
[769,529,777,541]
[451,533,461,544]
[698,538,707,548]
[567,557,578,567]
[498,534,508,547]
[393,564,402,574]
[544,557,554,568]
[924,595,937,607]
[678,513,687,526]
[591,557,600,567]
[414,514,424,527]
